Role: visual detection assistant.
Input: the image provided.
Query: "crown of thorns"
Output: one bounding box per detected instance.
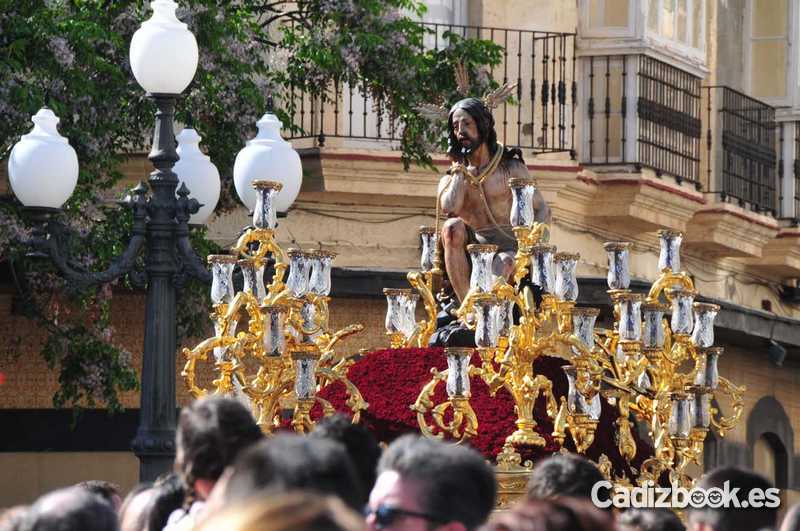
[415,62,517,122]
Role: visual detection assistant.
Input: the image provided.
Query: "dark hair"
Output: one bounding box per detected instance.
[310,414,381,504]
[688,466,777,531]
[377,434,496,530]
[446,98,525,164]
[76,481,121,508]
[618,508,685,531]
[146,474,185,531]
[175,396,263,500]
[21,487,118,531]
[224,434,363,510]
[481,497,615,531]
[118,484,152,531]
[526,454,609,508]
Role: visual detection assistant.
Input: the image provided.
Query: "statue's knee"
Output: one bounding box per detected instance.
[442,219,466,248]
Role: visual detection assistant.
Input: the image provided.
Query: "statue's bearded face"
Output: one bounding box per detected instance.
[451,107,481,156]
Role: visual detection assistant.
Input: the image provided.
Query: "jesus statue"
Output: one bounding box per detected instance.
[438,97,551,303]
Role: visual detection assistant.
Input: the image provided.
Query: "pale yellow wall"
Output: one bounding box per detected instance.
[0,452,139,508]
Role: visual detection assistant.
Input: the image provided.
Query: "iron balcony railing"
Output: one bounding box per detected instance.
[580,54,703,186]
[704,86,778,215]
[283,23,577,154]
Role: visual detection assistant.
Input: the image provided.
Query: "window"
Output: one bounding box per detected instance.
[647,0,704,50]
[589,0,630,28]
[747,0,791,103]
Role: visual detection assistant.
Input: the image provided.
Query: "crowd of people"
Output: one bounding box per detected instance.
[1,396,797,531]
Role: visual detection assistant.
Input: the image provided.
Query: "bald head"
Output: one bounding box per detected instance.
[22,487,118,531]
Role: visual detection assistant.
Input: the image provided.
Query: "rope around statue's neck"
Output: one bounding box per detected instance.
[434,143,515,269]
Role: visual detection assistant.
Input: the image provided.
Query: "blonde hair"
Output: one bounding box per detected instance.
[196,491,365,531]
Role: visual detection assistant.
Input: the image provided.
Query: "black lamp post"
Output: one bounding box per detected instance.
[7,0,212,481]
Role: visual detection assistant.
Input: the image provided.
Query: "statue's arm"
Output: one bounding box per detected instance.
[509,161,551,224]
[438,171,466,215]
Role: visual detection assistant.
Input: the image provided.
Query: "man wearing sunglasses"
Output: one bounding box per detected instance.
[365,435,496,531]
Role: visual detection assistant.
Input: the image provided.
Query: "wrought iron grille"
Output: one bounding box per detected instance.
[705,86,777,214]
[581,54,702,186]
[283,23,576,154]
[795,122,800,218]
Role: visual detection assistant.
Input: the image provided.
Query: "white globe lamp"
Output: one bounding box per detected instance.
[8,108,79,209]
[233,112,302,215]
[129,0,199,94]
[173,126,220,225]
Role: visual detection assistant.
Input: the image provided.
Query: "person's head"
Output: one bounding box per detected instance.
[368,434,496,531]
[197,491,364,531]
[447,98,497,161]
[118,484,154,531]
[310,414,382,503]
[146,474,185,531]
[76,481,122,512]
[0,505,28,531]
[687,466,777,531]
[223,434,363,510]
[480,497,615,531]
[21,486,119,531]
[618,508,685,531]
[781,503,800,531]
[526,454,609,508]
[175,396,263,501]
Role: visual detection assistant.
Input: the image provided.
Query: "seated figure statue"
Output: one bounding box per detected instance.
[438,97,551,304]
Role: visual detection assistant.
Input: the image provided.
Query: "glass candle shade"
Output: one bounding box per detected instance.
[208,255,236,305]
[402,293,419,338]
[498,299,515,338]
[239,258,266,302]
[468,244,498,293]
[694,347,722,390]
[508,177,537,228]
[572,307,600,351]
[564,365,600,420]
[689,387,712,429]
[617,293,643,341]
[530,244,556,294]
[419,226,438,272]
[554,252,579,301]
[261,305,286,356]
[309,250,336,296]
[292,352,319,399]
[286,249,311,298]
[668,288,695,334]
[604,242,631,290]
[668,392,692,438]
[658,230,683,272]
[384,288,414,335]
[642,302,669,349]
[445,347,473,398]
[692,303,719,348]
[300,301,320,341]
[637,370,652,391]
[212,318,238,362]
[252,180,282,230]
[475,296,501,348]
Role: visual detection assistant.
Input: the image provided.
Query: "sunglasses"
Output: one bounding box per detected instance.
[363,504,442,528]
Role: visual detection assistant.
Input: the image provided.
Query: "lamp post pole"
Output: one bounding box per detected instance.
[131,94,183,480]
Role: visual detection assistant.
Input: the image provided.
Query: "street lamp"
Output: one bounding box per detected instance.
[8,0,217,481]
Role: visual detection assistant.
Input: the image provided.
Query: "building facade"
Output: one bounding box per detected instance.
[1,0,799,514]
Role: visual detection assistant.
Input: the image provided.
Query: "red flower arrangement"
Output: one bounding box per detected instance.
[316,347,653,480]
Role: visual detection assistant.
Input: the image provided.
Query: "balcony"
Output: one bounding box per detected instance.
[685,86,779,258]
[281,23,577,156]
[578,54,706,234]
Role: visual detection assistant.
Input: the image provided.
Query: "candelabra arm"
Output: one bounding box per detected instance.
[710,377,745,437]
[408,271,438,347]
[647,271,694,302]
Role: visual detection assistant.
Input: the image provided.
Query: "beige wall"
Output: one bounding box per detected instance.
[0,452,138,508]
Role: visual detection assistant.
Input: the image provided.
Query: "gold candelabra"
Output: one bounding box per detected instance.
[182,180,367,433]
[389,177,744,489]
